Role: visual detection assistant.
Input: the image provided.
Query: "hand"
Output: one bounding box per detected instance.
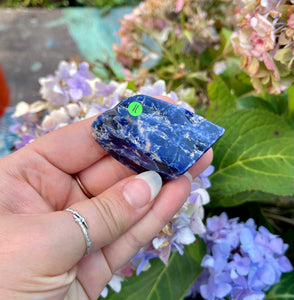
[0,96,212,299]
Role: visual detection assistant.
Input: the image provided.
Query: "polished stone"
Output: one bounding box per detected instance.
[91,95,225,180]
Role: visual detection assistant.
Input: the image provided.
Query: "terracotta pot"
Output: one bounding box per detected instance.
[0,65,10,117]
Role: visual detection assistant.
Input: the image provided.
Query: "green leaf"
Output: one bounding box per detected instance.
[217,28,233,57]
[211,190,281,207]
[177,88,198,107]
[126,80,136,92]
[106,243,205,300]
[266,271,294,300]
[288,85,294,119]
[186,239,207,262]
[264,91,289,116]
[187,71,209,81]
[206,75,236,121]
[236,96,275,113]
[209,109,294,206]
[220,63,253,97]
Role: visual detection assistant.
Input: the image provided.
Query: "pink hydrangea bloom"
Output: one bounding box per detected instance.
[231,0,294,94]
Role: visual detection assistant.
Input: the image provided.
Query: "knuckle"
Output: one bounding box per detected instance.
[125,230,146,251]
[150,208,169,229]
[92,195,126,239]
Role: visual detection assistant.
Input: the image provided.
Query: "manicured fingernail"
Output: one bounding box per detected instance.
[123,171,162,209]
[184,171,193,183]
[136,171,162,200]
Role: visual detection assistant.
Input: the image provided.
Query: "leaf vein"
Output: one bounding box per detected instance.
[212,155,294,178]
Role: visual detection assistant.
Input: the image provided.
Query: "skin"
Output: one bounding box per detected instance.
[0,96,213,299]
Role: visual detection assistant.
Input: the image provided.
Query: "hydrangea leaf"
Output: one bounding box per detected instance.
[214,191,294,207]
[236,96,276,113]
[206,75,236,121]
[106,245,204,300]
[288,85,294,119]
[266,271,294,300]
[209,109,294,206]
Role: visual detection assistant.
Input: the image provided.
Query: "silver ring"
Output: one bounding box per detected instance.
[66,208,92,256]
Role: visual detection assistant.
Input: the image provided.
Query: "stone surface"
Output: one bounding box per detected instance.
[92,95,225,180]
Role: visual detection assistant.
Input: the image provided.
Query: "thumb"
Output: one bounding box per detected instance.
[31,171,162,275]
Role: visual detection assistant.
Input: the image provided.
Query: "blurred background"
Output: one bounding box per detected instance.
[0,0,140,107]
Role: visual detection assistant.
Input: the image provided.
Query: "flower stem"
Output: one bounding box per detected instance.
[264,211,294,226]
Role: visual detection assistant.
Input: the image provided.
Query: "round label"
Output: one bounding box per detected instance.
[128,101,143,117]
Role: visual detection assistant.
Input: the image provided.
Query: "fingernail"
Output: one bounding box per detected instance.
[123,171,162,209]
[183,171,193,183]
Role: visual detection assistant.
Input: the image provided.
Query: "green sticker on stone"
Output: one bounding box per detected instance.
[128,101,143,116]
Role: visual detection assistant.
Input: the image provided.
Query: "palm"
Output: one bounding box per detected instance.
[1,150,74,214]
[0,111,212,299]
[0,118,132,298]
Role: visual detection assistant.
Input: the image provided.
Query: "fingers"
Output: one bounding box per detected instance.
[24,94,212,195]
[76,174,192,298]
[74,149,212,297]
[76,155,136,197]
[189,148,213,178]
[73,94,213,196]
[27,116,107,174]
[75,148,213,198]
[22,95,175,175]
[96,150,213,275]
[35,171,163,274]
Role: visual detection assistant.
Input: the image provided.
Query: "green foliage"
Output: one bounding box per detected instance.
[266,271,294,299]
[209,109,294,206]
[237,91,292,118]
[104,3,294,298]
[76,0,141,8]
[0,0,140,8]
[264,90,290,117]
[210,190,282,208]
[206,75,236,121]
[236,96,277,113]
[106,241,206,300]
[288,85,294,119]
[0,0,68,8]
[205,76,294,207]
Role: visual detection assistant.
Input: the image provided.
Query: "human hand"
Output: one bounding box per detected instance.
[0,96,212,300]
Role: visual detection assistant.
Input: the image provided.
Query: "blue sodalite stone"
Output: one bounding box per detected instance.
[91,95,225,180]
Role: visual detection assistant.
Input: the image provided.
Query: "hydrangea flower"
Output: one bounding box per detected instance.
[100,274,125,298]
[188,212,293,300]
[231,0,294,94]
[113,0,220,71]
[39,60,95,105]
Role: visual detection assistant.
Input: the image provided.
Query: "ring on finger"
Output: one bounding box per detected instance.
[72,173,93,198]
[65,208,92,256]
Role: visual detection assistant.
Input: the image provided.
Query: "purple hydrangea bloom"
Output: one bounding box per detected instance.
[77,62,96,80]
[199,165,214,188]
[68,74,92,101]
[189,213,293,300]
[95,81,119,97]
[131,249,158,275]
[39,76,69,106]
[39,61,95,104]
[139,80,166,96]
[130,169,212,280]
[14,134,35,149]
[55,60,76,81]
